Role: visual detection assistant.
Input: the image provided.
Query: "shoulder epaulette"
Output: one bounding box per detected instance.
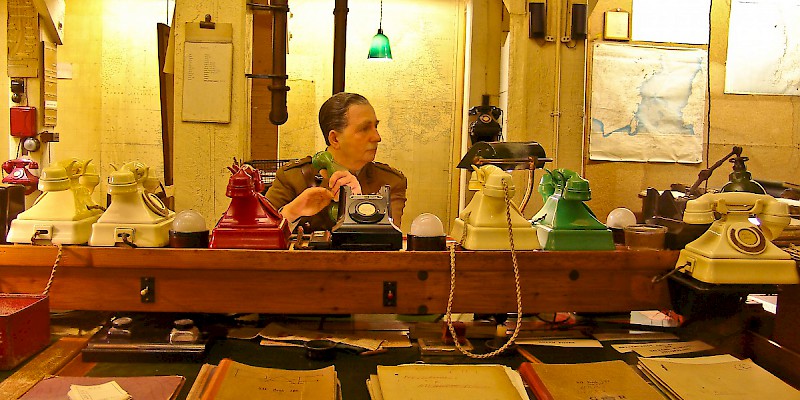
[372,161,406,179]
[283,156,312,171]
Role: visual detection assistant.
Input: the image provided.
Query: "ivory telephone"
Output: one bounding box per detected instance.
[450,164,539,250]
[675,192,799,285]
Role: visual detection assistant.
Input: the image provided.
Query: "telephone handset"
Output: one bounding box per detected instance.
[312,151,349,222]
[674,191,798,284]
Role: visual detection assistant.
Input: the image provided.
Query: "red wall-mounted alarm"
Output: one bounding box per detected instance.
[10,107,37,138]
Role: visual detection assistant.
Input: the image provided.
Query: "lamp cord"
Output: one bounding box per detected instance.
[379,0,383,30]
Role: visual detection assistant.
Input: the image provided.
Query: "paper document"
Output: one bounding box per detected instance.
[725,0,800,95]
[68,381,130,400]
[372,364,528,400]
[515,338,603,348]
[631,0,710,44]
[201,359,338,400]
[520,360,663,400]
[639,357,800,400]
[259,323,410,350]
[612,340,712,357]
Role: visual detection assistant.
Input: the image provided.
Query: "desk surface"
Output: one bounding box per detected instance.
[3,313,704,400]
[0,245,677,314]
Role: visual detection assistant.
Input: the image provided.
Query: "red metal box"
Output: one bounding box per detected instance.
[0,294,50,370]
[10,106,37,138]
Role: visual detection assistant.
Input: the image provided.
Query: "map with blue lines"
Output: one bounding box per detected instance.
[589,44,707,163]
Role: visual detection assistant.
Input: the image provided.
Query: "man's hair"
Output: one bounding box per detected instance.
[318,92,370,145]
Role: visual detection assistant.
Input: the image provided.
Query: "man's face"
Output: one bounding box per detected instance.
[330,103,382,169]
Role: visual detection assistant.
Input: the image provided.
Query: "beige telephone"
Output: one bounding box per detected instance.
[675,192,799,284]
[446,164,535,359]
[450,165,539,250]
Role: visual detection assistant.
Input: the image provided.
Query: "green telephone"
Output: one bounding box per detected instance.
[530,169,614,250]
[675,192,798,284]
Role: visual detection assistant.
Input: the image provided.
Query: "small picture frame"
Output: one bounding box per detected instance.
[604,9,630,41]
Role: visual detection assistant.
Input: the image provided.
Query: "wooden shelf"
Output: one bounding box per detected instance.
[0,245,677,314]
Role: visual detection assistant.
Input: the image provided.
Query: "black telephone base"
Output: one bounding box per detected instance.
[331,227,402,251]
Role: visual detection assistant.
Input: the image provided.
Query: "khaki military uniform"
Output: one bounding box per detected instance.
[265,156,407,232]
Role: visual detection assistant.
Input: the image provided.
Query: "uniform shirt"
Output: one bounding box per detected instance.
[265,156,407,232]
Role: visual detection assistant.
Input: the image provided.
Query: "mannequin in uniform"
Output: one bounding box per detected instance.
[265,92,407,232]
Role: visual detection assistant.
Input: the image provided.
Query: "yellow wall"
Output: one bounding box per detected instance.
[172,0,249,226]
[502,0,587,217]
[8,0,798,232]
[53,0,172,204]
[582,0,800,221]
[279,0,467,233]
[1,3,9,155]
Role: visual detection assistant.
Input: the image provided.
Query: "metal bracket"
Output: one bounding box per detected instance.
[247,2,289,12]
[245,74,289,80]
[140,277,155,303]
[383,281,397,307]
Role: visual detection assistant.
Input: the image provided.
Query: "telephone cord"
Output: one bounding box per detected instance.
[43,243,62,297]
[446,178,523,358]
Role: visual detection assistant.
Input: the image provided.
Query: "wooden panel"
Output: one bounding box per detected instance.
[774,284,800,353]
[0,245,675,314]
[0,337,86,399]
[747,331,800,390]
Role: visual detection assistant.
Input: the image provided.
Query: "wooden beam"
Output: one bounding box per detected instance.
[0,246,675,314]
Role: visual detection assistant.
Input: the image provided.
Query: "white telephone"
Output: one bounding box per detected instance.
[675,192,799,284]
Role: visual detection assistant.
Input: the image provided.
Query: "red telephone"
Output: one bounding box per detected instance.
[2,158,39,195]
[209,162,290,249]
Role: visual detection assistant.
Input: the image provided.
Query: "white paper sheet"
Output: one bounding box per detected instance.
[725,0,800,95]
[632,0,710,45]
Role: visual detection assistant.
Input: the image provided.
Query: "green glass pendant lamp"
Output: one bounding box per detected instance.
[368,0,392,60]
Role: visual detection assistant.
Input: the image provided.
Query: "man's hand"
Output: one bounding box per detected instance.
[321,170,362,197]
[281,187,335,222]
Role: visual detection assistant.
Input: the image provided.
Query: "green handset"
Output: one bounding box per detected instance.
[311,151,348,222]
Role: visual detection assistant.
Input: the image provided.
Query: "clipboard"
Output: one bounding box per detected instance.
[182,15,233,123]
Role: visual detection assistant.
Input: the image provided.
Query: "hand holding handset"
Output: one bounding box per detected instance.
[311,151,362,221]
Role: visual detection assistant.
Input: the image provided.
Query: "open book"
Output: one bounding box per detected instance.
[197,358,340,400]
[367,364,529,400]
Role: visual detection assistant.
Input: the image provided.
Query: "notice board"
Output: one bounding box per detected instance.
[182,19,233,123]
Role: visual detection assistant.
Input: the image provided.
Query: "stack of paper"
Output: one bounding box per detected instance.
[20,376,185,400]
[195,359,340,400]
[518,360,663,400]
[639,355,800,400]
[68,382,130,400]
[367,364,529,400]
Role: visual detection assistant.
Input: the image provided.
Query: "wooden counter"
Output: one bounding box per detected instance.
[0,245,676,314]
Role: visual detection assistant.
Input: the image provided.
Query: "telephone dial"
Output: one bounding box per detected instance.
[331,185,402,250]
[675,192,798,285]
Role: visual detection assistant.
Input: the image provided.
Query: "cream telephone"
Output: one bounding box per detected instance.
[450,164,539,250]
[675,192,799,285]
